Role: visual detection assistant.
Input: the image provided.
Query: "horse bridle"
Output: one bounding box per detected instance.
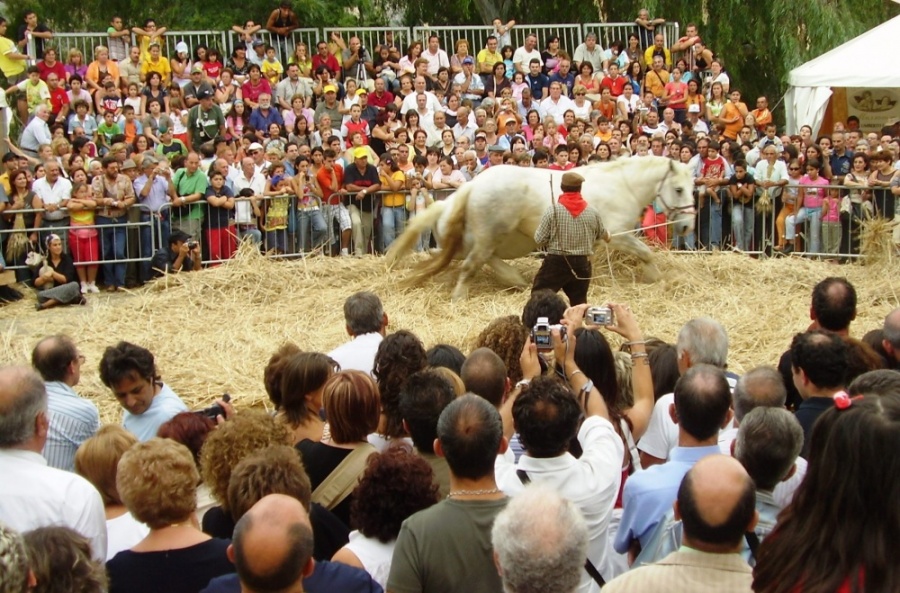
[653,159,695,217]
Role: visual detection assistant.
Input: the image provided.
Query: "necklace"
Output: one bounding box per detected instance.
[446,488,502,498]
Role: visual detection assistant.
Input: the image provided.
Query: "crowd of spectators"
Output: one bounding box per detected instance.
[0,282,899,592]
[0,9,898,291]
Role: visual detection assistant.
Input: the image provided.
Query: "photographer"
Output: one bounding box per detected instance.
[150,230,202,277]
[341,36,373,89]
[532,171,610,306]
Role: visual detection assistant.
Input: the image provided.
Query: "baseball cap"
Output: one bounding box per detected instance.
[462,56,474,65]
[253,39,265,47]
[191,63,204,73]
[121,159,137,170]
[475,133,487,140]
[158,125,170,134]
[356,88,368,96]
[353,146,368,159]
[324,84,337,93]
[197,89,213,100]
[248,142,264,152]
[688,104,700,113]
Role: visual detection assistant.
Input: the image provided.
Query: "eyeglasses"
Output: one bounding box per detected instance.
[788,167,800,171]
[575,93,586,96]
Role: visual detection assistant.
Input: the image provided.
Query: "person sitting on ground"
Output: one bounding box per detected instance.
[23,526,107,593]
[32,234,84,311]
[99,341,189,441]
[74,425,149,560]
[332,444,440,588]
[106,438,234,593]
[150,229,202,276]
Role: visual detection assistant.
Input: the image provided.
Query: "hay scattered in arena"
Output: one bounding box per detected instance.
[859,217,897,265]
[0,245,896,423]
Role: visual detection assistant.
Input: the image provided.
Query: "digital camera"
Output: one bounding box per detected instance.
[532,317,565,352]
[187,240,199,250]
[195,393,231,420]
[586,306,614,326]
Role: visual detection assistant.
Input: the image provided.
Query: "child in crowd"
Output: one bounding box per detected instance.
[263,163,292,254]
[821,186,842,257]
[405,171,433,252]
[96,109,121,155]
[66,182,100,293]
[118,105,143,144]
[549,145,573,171]
[261,45,284,85]
[204,170,237,263]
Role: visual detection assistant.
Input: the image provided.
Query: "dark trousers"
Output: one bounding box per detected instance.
[531,254,591,306]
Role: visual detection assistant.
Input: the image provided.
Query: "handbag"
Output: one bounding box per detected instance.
[310,442,376,511]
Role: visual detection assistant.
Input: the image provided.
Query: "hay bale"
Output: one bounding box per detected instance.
[0,248,896,423]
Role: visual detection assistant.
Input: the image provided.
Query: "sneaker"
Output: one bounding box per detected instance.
[80,282,89,294]
[340,248,349,257]
[88,282,100,293]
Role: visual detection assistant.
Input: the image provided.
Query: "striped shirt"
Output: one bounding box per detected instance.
[534,202,606,256]
[42,381,101,472]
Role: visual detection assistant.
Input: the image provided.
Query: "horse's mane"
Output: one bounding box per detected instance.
[578,155,672,174]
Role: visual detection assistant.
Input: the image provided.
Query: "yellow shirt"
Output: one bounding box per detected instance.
[476,49,502,71]
[0,36,25,78]
[380,170,406,207]
[262,58,284,80]
[141,57,171,85]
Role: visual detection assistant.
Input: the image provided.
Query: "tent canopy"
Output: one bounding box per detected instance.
[786,15,900,134]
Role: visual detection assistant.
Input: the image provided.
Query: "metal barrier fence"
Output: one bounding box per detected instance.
[30,22,684,72]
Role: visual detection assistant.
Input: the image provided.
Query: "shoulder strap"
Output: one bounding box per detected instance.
[516,468,606,586]
[745,531,761,561]
[310,443,376,510]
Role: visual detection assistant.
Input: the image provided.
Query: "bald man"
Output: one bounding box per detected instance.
[229,494,315,593]
[604,456,756,592]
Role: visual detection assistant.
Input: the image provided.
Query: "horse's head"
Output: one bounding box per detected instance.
[657,161,696,237]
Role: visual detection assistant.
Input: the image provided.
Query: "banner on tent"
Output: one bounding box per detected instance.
[846,87,900,131]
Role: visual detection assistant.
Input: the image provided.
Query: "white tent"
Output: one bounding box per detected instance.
[785,14,900,135]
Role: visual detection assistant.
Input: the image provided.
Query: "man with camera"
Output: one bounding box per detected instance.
[150,229,202,277]
[532,171,610,306]
[341,36,373,89]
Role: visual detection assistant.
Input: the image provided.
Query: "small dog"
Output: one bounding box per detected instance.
[26,251,54,288]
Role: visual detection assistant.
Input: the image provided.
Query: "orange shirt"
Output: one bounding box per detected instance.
[316,163,344,204]
[721,102,743,140]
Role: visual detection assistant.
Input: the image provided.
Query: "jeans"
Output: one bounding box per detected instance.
[295,208,328,252]
[140,212,170,282]
[97,215,127,288]
[786,207,822,253]
[237,225,262,246]
[381,206,406,251]
[731,203,755,251]
[698,190,723,249]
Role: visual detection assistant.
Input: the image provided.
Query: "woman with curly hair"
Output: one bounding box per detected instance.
[278,351,338,445]
[298,370,381,528]
[23,526,107,593]
[472,315,529,384]
[332,444,439,588]
[107,439,233,593]
[199,410,289,538]
[157,412,217,520]
[372,330,427,449]
[752,395,900,593]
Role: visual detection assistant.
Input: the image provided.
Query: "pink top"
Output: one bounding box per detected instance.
[822,196,841,222]
[800,175,828,209]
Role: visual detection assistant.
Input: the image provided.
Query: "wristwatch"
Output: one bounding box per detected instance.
[515,379,531,390]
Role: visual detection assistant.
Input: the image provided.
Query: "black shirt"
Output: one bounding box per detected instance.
[795,396,834,459]
[151,248,196,277]
[342,163,380,213]
[205,186,234,229]
[107,538,233,593]
[202,503,349,561]
[31,254,77,285]
[296,439,355,528]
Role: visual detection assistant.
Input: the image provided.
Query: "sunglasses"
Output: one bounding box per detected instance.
[789,167,800,171]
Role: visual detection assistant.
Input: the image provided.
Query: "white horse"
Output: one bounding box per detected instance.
[387,156,695,300]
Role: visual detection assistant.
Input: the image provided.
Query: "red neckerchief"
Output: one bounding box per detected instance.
[558,191,587,217]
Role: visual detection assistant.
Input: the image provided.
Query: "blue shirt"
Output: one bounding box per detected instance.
[525,73,550,100]
[200,560,383,593]
[548,71,575,97]
[122,383,188,442]
[248,108,285,137]
[614,445,722,553]
[42,381,100,471]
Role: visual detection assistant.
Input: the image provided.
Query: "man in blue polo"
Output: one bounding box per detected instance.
[615,364,734,561]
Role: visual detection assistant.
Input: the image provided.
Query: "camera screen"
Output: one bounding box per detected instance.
[534,332,551,346]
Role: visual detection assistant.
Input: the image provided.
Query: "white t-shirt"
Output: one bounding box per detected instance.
[512,47,542,71]
[344,530,396,589]
[106,511,150,560]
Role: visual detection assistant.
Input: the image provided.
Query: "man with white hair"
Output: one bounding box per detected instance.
[638,317,735,468]
[0,366,106,561]
[492,484,589,593]
[19,103,51,155]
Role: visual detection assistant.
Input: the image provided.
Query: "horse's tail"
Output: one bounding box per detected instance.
[396,184,473,286]
[385,200,447,266]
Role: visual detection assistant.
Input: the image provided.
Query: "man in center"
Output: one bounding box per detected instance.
[532,171,609,305]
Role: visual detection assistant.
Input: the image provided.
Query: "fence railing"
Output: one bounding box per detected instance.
[29,23,684,70]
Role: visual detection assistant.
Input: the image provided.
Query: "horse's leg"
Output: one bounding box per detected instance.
[609,234,661,283]
[452,247,493,301]
[488,257,529,288]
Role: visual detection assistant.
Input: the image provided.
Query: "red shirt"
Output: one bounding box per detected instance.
[37,60,66,82]
[600,75,627,97]
[48,87,69,115]
[368,90,395,110]
[316,163,344,204]
[312,54,340,77]
[203,61,223,80]
[241,79,272,104]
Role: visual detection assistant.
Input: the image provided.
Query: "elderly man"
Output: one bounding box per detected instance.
[512,33,542,74]
[20,103,51,156]
[276,63,312,110]
[328,291,388,374]
[573,32,606,73]
[342,146,381,256]
[341,36,373,87]
[604,456,756,592]
[186,88,225,151]
[31,335,99,471]
[99,341,188,441]
[540,81,575,121]
[248,93,284,140]
[455,57,484,104]
[399,75,442,115]
[388,395,508,593]
[232,156,264,246]
[133,156,175,282]
[492,484,589,593]
[32,159,71,250]
[643,33,672,70]
[0,366,107,561]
